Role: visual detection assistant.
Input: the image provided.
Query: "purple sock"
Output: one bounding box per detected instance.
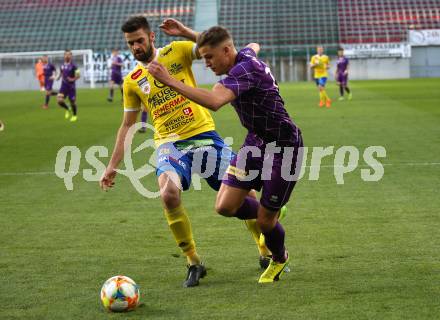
[234,196,259,220]
[109,88,114,99]
[141,111,148,126]
[45,95,50,105]
[263,222,286,262]
[339,86,344,96]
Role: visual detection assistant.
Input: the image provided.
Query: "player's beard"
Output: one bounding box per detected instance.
[134,46,153,63]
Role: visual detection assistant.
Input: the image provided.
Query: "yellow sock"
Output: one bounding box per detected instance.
[164,204,201,265]
[244,219,271,257]
[319,91,325,103]
[323,90,330,101]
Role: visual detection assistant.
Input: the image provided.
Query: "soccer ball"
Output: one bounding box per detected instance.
[100,275,140,312]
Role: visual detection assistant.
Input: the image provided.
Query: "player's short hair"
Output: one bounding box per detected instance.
[121,15,151,33]
[65,49,71,53]
[338,47,344,51]
[197,26,232,48]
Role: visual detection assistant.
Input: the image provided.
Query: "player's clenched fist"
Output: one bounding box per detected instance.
[148,61,172,85]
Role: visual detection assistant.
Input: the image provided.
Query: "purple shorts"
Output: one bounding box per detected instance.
[223,134,304,211]
[336,72,348,86]
[111,73,123,85]
[44,78,54,91]
[59,82,76,101]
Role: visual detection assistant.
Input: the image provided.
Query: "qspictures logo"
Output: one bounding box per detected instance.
[54,122,387,198]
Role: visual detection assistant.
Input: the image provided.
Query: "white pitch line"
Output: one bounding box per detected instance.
[0,162,439,176]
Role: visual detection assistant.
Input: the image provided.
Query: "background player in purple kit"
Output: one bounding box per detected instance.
[107,49,124,102]
[149,26,303,283]
[41,55,58,109]
[57,50,80,122]
[335,47,352,101]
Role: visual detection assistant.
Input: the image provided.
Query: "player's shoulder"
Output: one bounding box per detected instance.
[160,41,194,58]
[125,64,145,84]
[229,48,262,78]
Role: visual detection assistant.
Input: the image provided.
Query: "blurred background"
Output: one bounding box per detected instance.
[0,0,439,90]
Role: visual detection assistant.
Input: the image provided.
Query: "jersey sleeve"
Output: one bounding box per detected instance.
[172,41,198,65]
[123,79,141,112]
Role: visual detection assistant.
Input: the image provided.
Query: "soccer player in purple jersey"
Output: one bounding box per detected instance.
[335,47,352,101]
[107,49,124,102]
[149,26,303,283]
[57,50,80,122]
[41,55,58,109]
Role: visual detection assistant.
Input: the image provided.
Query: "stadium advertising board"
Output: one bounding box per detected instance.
[409,29,440,46]
[342,43,411,59]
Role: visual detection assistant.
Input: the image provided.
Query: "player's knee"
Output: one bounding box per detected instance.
[161,189,180,209]
[214,200,236,217]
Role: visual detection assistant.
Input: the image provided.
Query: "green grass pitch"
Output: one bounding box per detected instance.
[0,79,439,319]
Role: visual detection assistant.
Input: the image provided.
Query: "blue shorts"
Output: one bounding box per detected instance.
[315,77,327,87]
[156,131,233,191]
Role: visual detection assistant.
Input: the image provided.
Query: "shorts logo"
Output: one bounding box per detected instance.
[183,107,193,116]
[159,148,170,155]
[137,77,150,94]
[270,195,279,202]
[131,69,143,80]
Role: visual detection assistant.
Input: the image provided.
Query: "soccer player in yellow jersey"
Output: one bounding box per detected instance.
[100,16,270,287]
[310,45,331,108]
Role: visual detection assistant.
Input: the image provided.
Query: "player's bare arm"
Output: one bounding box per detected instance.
[148,61,235,111]
[100,110,139,191]
[245,43,261,55]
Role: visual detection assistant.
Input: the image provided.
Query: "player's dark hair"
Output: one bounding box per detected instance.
[64,49,71,53]
[338,47,344,51]
[197,26,232,48]
[121,15,151,33]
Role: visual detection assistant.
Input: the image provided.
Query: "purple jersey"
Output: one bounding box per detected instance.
[60,62,78,87]
[336,56,349,73]
[43,63,56,80]
[219,48,300,147]
[111,55,123,75]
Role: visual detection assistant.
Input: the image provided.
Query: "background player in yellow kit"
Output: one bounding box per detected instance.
[310,45,331,108]
[100,16,269,287]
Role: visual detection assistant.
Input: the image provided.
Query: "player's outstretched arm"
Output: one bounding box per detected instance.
[100,110,139,191]
[245,43,260,55]
[148,61,235,111]
[160,18,198,42]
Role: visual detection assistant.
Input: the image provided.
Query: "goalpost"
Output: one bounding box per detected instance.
[0,49,95,89]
